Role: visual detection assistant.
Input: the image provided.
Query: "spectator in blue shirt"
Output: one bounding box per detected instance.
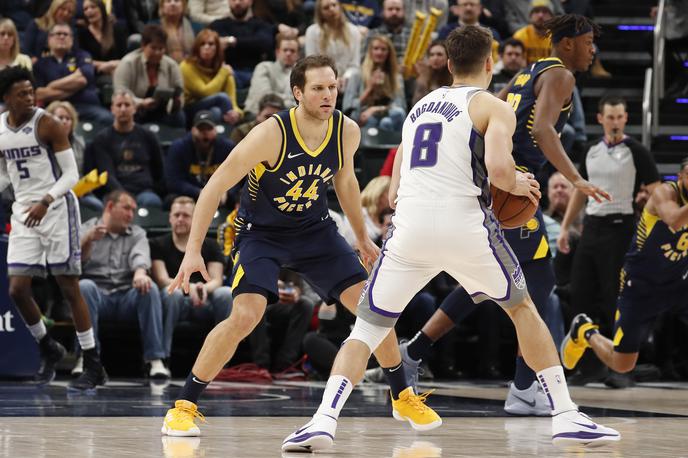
[164,110,237,201]
[34,23,113,125]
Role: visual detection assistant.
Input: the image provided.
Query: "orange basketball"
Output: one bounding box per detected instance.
[490,185,538,229]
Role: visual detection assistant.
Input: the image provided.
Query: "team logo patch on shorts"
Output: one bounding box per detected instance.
[512,265,526,290]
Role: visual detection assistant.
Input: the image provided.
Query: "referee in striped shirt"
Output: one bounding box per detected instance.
[556,95,660,384]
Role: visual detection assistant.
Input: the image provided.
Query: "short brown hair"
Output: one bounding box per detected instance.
[445,25,493,76]
[171,196,195,207]
[290,55,338,94]
[141,24,167,47]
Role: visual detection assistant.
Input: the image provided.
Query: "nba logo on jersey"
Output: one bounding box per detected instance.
[512,265,526,290]
[21,126,32,135]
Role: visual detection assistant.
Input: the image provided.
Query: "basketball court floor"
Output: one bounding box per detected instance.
[0,378,686,457]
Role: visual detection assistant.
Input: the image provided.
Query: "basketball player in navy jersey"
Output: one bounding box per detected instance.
[561,159,688,377]
[161,55,441,437]
[0,66,106,390]
[399,14,613,415]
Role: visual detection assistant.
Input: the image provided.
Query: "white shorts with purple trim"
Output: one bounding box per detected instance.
[357,197,528,328]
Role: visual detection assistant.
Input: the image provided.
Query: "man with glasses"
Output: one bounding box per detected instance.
[33,23,113,126]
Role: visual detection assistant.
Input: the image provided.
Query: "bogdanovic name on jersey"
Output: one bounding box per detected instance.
[409,100,463,123]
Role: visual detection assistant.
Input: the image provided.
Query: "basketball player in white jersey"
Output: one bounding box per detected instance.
[283,26,620,452]
[0,66,106,391]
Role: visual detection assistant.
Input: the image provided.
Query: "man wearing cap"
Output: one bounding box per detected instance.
[512,0,554,64]
[505,0,564,34]
[230,94,285,144]
[164,110,237,201]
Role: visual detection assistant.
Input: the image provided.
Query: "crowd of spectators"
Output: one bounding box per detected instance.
[1,0,686,384]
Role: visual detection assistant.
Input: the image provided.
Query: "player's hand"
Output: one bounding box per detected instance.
[133,272,152,294]
[573,178,611,204]
[556,228,570,254]
[168,251,210,295]
[23,202,48,228]
[509,171,541,207]
[356,237,381,270]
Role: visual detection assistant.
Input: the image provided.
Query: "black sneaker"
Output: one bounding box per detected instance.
[68,349,107,392]
[34,337,66,385]
[604,371,635,389]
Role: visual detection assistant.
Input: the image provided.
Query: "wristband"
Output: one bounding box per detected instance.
[39,198,51,208]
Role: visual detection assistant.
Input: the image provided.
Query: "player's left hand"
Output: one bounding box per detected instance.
[356,237,381,270]
[574,178,612,203]
[23,202,48,228]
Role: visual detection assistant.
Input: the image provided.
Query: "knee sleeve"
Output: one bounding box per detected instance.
[343,317,392,353]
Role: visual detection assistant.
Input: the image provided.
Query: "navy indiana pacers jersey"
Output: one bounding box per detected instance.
[502,58,572,264]
[235,107,344,234]
[623,181,688,285]
[507,57,573,173]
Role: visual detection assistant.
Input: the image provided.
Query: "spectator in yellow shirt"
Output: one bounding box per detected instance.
[180,28,243,127]
[512,0,553,64]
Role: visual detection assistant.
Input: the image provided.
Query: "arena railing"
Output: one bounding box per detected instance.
[651,0,666,135]
[642,67,652,150]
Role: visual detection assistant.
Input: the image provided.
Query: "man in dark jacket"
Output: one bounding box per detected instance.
[209,0,275,88]
[164,110,237,201]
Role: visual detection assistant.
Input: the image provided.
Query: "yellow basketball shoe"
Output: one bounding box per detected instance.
[560,314,599,370]
[391,387,442,431]
[161,400,205,437]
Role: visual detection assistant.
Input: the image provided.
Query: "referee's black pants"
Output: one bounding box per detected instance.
[569,214,635,335]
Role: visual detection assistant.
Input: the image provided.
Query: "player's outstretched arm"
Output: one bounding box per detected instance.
[532,68,610,203]
[333,116,380,267]
[651,183,688,231]
[169,118,282,294]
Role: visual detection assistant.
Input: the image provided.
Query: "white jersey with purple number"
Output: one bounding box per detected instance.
[397,85,489,204]
[0,108,60,206]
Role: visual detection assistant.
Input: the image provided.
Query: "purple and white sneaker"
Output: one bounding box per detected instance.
[282,414,337,453]
[552,410,620,447]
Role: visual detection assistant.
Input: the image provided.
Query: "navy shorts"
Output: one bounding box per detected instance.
[613,275,687,353]
[229,221,368,304]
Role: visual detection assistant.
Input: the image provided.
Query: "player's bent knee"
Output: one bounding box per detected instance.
[228,305,264,334]
[344,318,392,353]
[611,352,638,373]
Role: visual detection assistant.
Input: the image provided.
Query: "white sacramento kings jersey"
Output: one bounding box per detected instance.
[0,108,61,206]
[397,86,489,204]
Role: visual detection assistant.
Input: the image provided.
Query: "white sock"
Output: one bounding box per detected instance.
[76,328,96,350]
[536,365,577,415]
[315,375,353,420]
[28,319,47,342]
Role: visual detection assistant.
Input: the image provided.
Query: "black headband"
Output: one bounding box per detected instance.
[551,23,593,43]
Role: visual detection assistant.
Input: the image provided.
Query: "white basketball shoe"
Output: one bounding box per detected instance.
[552,410,620,447]
[282,413,337,453]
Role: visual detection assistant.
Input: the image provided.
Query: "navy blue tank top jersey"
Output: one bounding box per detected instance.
[502,58,572,264]
[623,181,688,285]
[235,107,344,234]
[507,57,573,174]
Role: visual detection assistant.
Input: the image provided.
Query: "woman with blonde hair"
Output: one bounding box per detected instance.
[45,101,85,173]
[0,19,32,71]
[157,0,195,62]
[23,0,77,59]
[343,35,406,131]
[77,0,128,74]
[360,175,392,241]
[304,0,360,86]
[180,29,243,125]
